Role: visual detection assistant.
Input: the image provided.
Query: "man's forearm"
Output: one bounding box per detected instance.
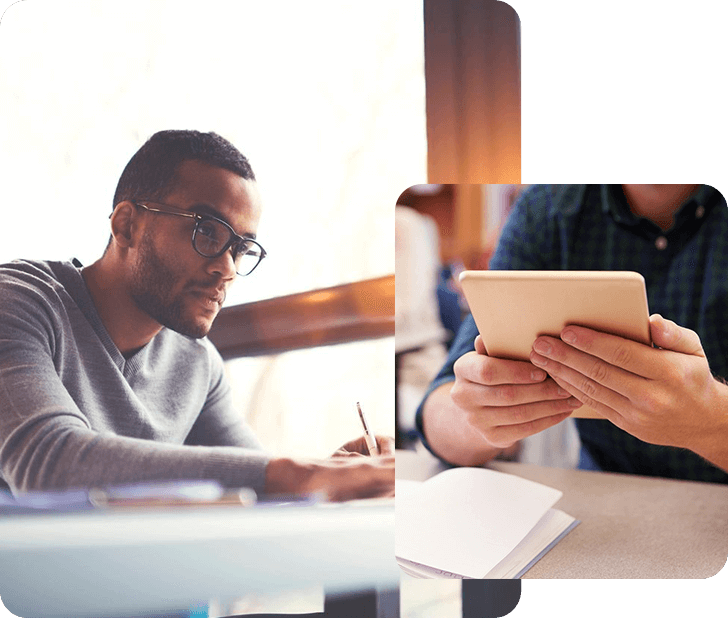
[1,424,271,494]
[690,425,728,475]
[690,380,728,474]
[421,382,504,467]
[264,457,315,495]
[265,456,394,501]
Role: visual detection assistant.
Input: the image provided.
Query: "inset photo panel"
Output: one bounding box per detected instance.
[395,184,728,596]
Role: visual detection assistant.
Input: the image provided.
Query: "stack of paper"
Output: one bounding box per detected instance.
[396,467,578,579]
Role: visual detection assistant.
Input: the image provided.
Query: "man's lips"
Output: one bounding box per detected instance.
[188,287,226,306]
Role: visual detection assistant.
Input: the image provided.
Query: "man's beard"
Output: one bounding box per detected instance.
[129,232,214,339]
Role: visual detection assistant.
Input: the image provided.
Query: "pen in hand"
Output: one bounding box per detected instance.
[356,401,380,456]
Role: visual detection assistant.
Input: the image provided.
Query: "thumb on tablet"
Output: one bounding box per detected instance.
[650,314,704,357]
[474,335,487,355]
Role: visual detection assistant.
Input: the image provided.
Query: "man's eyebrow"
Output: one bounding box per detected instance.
[191,204,257,239]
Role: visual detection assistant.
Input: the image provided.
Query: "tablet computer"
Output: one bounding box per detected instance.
[459,270,652,419]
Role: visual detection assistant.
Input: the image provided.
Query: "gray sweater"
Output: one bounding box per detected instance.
[0,259,271,494]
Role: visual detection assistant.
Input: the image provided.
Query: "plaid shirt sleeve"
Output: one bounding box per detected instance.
[414,185,570,460]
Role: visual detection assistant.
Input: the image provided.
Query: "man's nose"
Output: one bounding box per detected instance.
[207,247,237,280]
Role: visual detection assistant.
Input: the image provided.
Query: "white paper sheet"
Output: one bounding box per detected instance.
[395,467,563,578]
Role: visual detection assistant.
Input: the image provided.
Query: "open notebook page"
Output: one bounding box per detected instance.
[395,467,563,578]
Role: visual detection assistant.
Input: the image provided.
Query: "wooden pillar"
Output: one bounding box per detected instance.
[425,0,521,184]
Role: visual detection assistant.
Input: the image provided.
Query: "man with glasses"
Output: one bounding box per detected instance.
[0,130,393,501]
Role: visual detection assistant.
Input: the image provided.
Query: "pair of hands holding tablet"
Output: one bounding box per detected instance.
[424,272,728,472]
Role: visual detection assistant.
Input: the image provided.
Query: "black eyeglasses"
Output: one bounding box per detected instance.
[132,201,266,276]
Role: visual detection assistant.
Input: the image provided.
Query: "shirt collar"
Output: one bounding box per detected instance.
[601,185,638,226]
[602,184,719,231]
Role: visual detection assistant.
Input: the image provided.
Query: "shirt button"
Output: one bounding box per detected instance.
[655,236,668,250]
[696,205,705,218]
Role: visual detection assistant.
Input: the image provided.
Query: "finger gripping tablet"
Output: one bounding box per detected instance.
[459,270,651,419]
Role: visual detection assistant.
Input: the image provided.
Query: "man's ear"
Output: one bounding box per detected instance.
[109,202,139,249]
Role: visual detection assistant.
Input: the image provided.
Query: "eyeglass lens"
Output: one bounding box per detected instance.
[193,218,262,276]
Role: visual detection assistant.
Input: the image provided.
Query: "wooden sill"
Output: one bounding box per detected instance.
[207,275,394,359]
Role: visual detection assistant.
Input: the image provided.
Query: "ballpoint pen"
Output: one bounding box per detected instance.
[356,401,380,456]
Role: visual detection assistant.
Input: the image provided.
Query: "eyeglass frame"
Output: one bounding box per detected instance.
[112,200,267,276]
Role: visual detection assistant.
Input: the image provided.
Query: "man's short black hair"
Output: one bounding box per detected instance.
[112,130,255,209]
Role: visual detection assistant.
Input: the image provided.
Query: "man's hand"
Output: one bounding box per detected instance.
[331,435,395,458]
[265,454,394,502]
[529,314,728,470]
[448,335,581,449]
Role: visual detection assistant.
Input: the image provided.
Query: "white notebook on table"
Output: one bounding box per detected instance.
[395,467,578,579]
